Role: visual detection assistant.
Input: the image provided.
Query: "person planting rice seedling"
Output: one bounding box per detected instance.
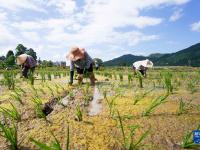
[132,59,153,77]
[16,54,37,78]
[67,47,96,85]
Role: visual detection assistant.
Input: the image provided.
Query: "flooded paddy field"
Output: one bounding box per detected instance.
[0,67,200,150]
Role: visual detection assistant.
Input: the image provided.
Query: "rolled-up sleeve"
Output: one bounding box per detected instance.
[84,52,93,69]
[70,60,75,71]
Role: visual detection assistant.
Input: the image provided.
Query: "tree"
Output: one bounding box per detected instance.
[93,58,103,66]
[0,56,6,61]
[6,50,14,58]
[41,60,54,67]
[5,50,15,67]
[15,44,27,56]
[26,48,37,60]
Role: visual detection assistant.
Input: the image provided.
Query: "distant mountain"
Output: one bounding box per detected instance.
[103,43,200,67]
[154,43,200,66]
[103,54,146,66]
[148,53,166,59]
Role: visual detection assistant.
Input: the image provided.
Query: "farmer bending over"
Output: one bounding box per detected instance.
[16,54,37,78]
[67,47,95,85]
[132,59,153,77]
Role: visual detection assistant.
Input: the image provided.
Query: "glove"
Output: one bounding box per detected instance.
[69,71,74,85]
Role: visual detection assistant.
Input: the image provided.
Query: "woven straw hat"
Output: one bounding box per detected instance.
[67,47,85,61]
[16,54,28,65]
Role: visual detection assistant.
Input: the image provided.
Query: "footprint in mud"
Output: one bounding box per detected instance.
[163,138,181,150]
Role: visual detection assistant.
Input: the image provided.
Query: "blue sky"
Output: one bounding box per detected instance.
[0,0,200,62]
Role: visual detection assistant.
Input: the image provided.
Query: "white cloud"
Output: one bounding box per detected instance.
[169,9,183,21]
[47,0,77,16]
[191,21,200,32]
[0,0,45,12]
[21,31,40,42]
[0,0,191,60]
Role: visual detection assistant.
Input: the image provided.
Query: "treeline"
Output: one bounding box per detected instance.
[0,44,37,69]
[0,44,63,69]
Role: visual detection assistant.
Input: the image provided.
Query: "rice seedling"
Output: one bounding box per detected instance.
[105,94,119,116]
[136,71,143,88]
[31,97,47,120]
[177,98,186,115]
[114,73,117,80]
[10,90,23,105]
[163,72,173,94]
[133,89,154,105]
[181,124,200,148]
[142,94,169,116]
[119,74,123,82]
[82,83,93,106]
[63,72,67,77]
[15,87,26,94]
[55,84,61,95]
[68,91,75,101]
[3,71,15,90]
[0,103,21,121]
[41,72,46,82]
[47,85,55,97]
[187,80,197,94]
[30,85,39,98]
[75,105,82,121]
[128,74,133,84]
[28,71,35,85]
[47,72,52,81]
[117,111,150,150]
[30,125,70,150]
[0,121,18,150]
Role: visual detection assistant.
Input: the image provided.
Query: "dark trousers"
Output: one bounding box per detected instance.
[22,66,35,78]
[76,64,93,74]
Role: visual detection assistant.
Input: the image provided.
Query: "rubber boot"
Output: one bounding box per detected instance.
[77,74,83,85]
[89,72,95,86]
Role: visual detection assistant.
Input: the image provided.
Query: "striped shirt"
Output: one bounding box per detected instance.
[70,52,93,71]
[24,55,37,68]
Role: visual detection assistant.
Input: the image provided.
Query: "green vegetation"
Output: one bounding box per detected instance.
[0,122,18,150]
[181,125,200,148]
[3,71,15,90]
[117,111,149,150]
[31,97,46,120]
[31,127,70,150]
[0,103,21,121]
[75,105,83,121]
[142,94,168,116]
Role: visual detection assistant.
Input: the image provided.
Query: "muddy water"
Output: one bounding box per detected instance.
[88,86,103,116]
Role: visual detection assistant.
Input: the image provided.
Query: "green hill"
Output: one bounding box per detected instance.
[103,54,146,66]
[103,43,200,67]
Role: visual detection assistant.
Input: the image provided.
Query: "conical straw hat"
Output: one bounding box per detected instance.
[16,54,28,65]
[66,47,85,61]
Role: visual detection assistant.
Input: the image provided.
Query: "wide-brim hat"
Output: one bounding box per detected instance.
[16,54,28,65]
[66,47,85,61]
